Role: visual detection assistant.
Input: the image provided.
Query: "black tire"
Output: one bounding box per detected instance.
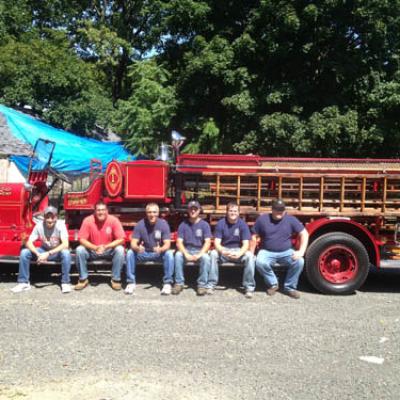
[305,232,369,295]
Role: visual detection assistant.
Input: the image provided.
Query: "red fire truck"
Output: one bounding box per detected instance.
[2,137,400,295]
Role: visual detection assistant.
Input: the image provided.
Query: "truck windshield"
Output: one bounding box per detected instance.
[28,139,55,172]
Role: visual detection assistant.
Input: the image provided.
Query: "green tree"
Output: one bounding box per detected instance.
[113,60,176,155]
[160,0,400,157]
[0,31,112,133]
[2,0,400,158]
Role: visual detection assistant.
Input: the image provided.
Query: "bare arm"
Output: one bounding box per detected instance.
[218,239,250,259]
[25,240,40,257]
[104,238,124,250]
[214,238,226,254]
[176,238,188,257]
[292,229,309,260]
[37,237,69,262]
[250,234,258,253]
[197,238,211,256]
[80,238,98,251]
[130,237,144,253]
[229,240,249,259]
[155,239,171,253]
[176,237,194,261]
[48,237,69,255]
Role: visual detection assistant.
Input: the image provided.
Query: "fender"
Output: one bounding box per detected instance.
[305,217,380,267]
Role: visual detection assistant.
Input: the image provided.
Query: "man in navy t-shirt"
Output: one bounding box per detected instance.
[126,203,174,295]
[210,202,255,298]
[173,200,212,296]
[252,199,309,299]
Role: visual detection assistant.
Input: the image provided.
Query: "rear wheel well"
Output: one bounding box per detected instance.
[308,221,377,266]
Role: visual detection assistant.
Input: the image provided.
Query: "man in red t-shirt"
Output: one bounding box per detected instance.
[75,200,125,291]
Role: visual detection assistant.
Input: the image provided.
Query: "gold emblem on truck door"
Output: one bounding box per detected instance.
[0,186,12,196]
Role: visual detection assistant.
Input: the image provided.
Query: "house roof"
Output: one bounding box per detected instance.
[0,113,32,157]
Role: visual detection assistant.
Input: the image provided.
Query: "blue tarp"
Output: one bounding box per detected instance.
[0,104,133,175]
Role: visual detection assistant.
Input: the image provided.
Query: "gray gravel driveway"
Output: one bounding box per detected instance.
[0,266,399,399]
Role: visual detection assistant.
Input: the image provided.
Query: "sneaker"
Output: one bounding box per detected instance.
[125,283,136,295]
[245,290,253,299]
[161,283,172,295]
[11,283,31,293]
[172,284,184,295]
[74,279,89,291]
[266,285,279,296]
[111,280,122,291]
[61,283,72,294]
[206,288,214,295]
[285,290,301,299]
[197,287,207,296]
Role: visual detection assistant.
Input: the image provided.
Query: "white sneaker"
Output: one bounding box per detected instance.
[161,283,172,295]
[245,290,254,299]
[206,288,214,295]
[61,283,72,294]
[11,283,31,293]
[125,283,136,295]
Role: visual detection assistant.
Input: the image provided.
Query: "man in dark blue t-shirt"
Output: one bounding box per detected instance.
[252,199,309,299]
[126,203,174,295]
[173,200,212,296]
[210,202,255,298]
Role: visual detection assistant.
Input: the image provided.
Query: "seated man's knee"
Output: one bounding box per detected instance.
[175,251,184,261]
[127,249,139,265]
[20,248,32,258]
[256,256,272,269]
[60,249,71,260]
[114,245,125,256]
[210,249,219,260]
[164,249,174,259]
[296,257,305,269]
[199,253,211,261]
[76,245,86,255]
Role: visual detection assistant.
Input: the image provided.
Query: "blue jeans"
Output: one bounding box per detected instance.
[256,248,304,291]
[18,247,72,284]
[75,245,125,281]
[126,249,174,284]
[174,247,212,288]
[210,248,256,291]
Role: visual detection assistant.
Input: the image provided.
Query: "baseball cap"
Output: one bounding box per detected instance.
[44,206,58,216]
[187,200,201,210]
[271,198,286,212]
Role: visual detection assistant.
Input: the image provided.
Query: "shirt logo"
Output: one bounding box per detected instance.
[234,228,240,236]
[154,230,162,240]
[195,229,203,238]
[106,227,112,235]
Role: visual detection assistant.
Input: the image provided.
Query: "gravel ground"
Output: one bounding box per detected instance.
[0,265,400,400]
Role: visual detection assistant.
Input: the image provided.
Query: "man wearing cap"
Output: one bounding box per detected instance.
[210,202,256,298]
[75,200,125,291]
[125,202,174,295]
[11,206,72,293]
[173,200,212,296]
[253,198,309,299]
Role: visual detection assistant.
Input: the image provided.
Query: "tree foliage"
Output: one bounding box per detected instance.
[114,60,176,155]
[1,0,400,157]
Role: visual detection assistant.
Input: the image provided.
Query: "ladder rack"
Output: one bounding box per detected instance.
[180,171,400,217]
